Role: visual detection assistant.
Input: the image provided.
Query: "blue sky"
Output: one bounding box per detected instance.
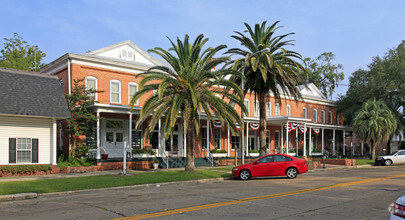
[1,0,404,100]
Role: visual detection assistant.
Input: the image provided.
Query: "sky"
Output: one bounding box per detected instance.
[1,0,404,100]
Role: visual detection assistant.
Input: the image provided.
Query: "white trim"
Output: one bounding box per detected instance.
[53,119,57,165]
[85,76,98,101]
[266,102,272,117]
[110,80,121,104]
[67,58,71,95]
[244,99,250,117]
[313,109,318,123]
[303,107,307,119]
[128,82,139,105]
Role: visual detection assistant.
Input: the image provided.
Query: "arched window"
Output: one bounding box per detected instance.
[313,109,318,123]
[286,105,291,116]
[321,110,325,123]
[329,111,333,124]
[110,80,121,104]
[303,107,307,118]
[275,103,280,116]
[244,99,250,116]
[266,102,272,116]
[254,101,259,117]
[128,82,138,105]
[85,76,98,101]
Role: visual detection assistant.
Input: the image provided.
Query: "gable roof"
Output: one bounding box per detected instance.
[298,83,328,100]
[0,68,70,118]
[87,40,162,66]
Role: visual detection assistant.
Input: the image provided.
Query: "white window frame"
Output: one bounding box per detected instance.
[254,101,259,117]
[16,138,32,163]
[329,111,333,124]
[202,126,208,149]
[266,102,272,117]
[244,99,250,116]
[286,105,291,116]
[303,107,307,119]
[85,76,98,101]
[110,80,121,104]
[214,128,221,149]
[128,82,139,105]
[121,49,135,61]
[275,103,280,116]
[313,109,318,123]
[321,110,325,123]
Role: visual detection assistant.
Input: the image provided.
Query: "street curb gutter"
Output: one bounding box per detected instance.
[0,193,37,202]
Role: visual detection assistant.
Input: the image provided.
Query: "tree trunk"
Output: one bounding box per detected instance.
[185,119,195,172]
[259,92,267,157]
[370,140,376,160]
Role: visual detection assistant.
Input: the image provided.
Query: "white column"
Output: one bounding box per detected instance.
[285,121,289,154]
[158,118,161,156]
[295,129,298,156]
[343,130,345,155]
[303,124,307,156]
[321,128,324,156]
[361,141,364,155]
[281,125,284,154]
[333,129,336,157]
[227,127,230,157]
[309,126,312,156]
[52,118,57,165]
[183,122,186,157]
[96,111,101,160]
[246,123,250,156]
[129,113,132,154]
[206,120,210,157]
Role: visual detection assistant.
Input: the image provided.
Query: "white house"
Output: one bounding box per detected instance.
[0,68,70,165]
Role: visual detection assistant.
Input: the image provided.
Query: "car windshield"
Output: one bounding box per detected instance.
[391,151,399,156]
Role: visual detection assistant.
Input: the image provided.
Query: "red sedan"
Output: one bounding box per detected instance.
[232,154,308,180]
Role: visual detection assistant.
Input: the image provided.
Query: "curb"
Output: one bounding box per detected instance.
[0,193,37,202]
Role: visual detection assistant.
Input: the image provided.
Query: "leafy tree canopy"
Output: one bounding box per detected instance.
[300,52,344,99]
[0,33,46,71]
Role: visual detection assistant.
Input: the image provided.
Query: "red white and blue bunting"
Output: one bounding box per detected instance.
[212,120,222,129]
[236,122,240,131]
[312,127,320,135]
[249,122,260,131]
[298,126,307,134]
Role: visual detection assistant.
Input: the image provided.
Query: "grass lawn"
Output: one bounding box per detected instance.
[355,159,375,165]
[0,170,232,195]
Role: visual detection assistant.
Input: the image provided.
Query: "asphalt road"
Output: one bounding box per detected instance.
[1,166,404,220]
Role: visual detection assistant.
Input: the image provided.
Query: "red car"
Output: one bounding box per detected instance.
[232,154,308,180]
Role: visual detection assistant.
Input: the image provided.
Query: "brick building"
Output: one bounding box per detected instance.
[41,41,356,168]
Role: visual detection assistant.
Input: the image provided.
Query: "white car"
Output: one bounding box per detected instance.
[389,194,405,219]
[375,150,405,166]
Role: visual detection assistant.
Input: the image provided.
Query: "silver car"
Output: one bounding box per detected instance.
[389,194,405,219]
[375,150,405,166]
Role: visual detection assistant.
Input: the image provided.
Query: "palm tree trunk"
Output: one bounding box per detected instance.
[259,92,267,157]
[185,119,196,172]
[370,140,376,160]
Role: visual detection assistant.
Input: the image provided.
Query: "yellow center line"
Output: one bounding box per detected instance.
[113,174,405,220]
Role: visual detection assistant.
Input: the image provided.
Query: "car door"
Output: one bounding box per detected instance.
[268,155,288,176]
[250,155,274,177]
[393,151,405,164]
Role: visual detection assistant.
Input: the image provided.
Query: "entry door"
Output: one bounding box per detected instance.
[105,120,125,157]
[249,137,255,150]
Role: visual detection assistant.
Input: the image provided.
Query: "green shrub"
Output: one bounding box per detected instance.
[248,150,259,153]
[132,148,156,155]
[57,157,96,170]
[312,149,322,153]
[288,149,296,153]
[0,165,51,174]
[210,149,227,153]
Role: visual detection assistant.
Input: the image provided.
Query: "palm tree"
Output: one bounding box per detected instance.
[226,21,305,157]
[130,34,246,172]
[353,99,397,160]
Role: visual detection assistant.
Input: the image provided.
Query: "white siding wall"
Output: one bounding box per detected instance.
[0,115,54,165]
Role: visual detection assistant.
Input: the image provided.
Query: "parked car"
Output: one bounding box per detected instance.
[232,154,308,180]
[375,150,405,166]
[388,194,405,219]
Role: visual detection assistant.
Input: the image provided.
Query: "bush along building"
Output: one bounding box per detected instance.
[41,41,357,169]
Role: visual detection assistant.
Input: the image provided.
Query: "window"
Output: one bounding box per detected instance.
[230,102,236,110]
[266,102,272,116]
[121,50,135,61]
[231,136,240,149]
[266,130,270,149]
[275,131,280,149]
[86,76,98,101]
[254,101,259,117]
[128,82,138,105]
[313,109,318,123]
[257,155,273,163]
[214,129,221,149]
[202,127,207,149]
[110,80,121,103]
[286,105,291,116]
[16,138,32,163]
[336,114,339,125]
[329,111,333,124]
[321,110,325,123]
[150,124,159,149]
[244,99,250,116]
[275,103,280,116]
[132,122,142,149]
[303,107,307,118]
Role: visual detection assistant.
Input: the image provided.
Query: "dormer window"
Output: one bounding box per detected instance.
[121,50,135,61]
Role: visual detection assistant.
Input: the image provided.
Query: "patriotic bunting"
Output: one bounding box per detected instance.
[312,127,320,134]
[212,120,222,129]
[249,122,260,131]
[298,125,307,133]
[236,122,240,131]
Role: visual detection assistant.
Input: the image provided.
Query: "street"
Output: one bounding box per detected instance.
[1,166,404,220]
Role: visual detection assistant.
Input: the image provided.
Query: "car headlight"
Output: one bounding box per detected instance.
[232,168,239,171]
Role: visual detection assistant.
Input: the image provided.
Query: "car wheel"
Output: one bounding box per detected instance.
[384,159,393,166]
[286,167,298,179]
[239,169,251,180]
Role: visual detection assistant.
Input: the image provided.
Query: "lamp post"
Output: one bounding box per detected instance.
[240,48,270,164]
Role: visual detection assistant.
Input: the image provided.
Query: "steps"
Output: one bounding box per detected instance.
[195,158,213,167]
